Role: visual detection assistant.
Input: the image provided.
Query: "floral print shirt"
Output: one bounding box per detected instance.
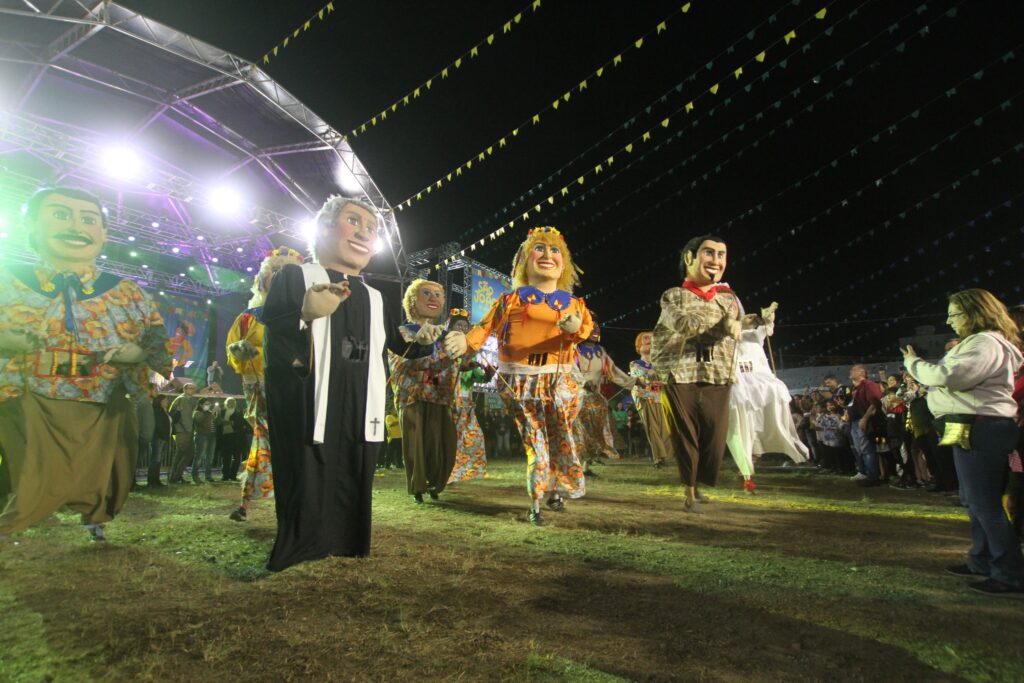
[0,263,172,404]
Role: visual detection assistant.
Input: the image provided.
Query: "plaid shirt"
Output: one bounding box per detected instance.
[650,285,740,386]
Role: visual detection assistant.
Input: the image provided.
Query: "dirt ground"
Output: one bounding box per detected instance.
[1,459,1021,682]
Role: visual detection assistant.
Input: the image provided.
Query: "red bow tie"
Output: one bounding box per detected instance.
[682,279,730,302]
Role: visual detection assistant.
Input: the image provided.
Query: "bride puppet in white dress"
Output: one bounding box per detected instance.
[726,302,809,493]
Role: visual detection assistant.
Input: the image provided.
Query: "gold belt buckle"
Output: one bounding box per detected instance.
[939,421,972,449]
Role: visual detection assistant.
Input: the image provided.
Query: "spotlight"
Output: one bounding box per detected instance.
[142,264,148,269]
[172,247,180,254]
[179,272,186,277]
[301,218,318,243]
[102,146,142,180]
[211,257,219,263]
[128,236,136,241]
[335,165,363,195]
[206,299,212,305]
[100,254,108,260]
[151,221,160,228]
[196,235,204,241]
[214,280,220,284]
[235,247,243,253]
[246,266,253,272]
[208,185,243,215]
[188,266,195,271]
[159,291,165,296]
[129,251,137,257]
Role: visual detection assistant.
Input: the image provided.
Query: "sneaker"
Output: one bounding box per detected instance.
[968,578,1024,598]
[428,489,439,501]
[743,479,757,495]
[527,510,546,526]
[546,496,565,512]
[229,507,247,522]
[945,564,985,578]
[413,493,424,504]
[851,473,868,481]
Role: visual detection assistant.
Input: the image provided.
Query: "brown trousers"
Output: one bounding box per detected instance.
[662,382,731,488]
[170,431,194,482]
[637,396,673,465]
[401,401,456,495]
[0,391,135,534]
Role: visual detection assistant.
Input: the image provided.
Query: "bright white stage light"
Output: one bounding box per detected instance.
[335,166,363,195]
[301,218,318,243]
[171,247,180,254]
[102,146,142,181]
[151,221,160,228]
[374,236,387,254]
[127,236,135,241]
[208,185,243,215]
[246,266,253,272]
[235,247,243,253]
[211,257,219,263]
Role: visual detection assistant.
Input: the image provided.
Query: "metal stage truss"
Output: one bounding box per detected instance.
[0,0,411,298]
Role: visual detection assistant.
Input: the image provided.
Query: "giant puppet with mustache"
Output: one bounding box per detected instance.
[0,187,171,543]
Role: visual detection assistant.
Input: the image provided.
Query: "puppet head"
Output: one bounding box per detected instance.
[447,307,471,333]
[511,227,581,291]
[249,246,304,308]
[679,234,727,287]
[635,331,653,357]
[587,310,601,342]
[309,194,383,275]
[24,186,107,274]
[402,279,445,323]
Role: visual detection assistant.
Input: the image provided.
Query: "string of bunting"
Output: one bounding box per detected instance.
[261,2,336,65]
[433,3,836,270]
[811,238,1023,359]
[602,312,950,333]
[402,1,704,212]
[557,1,977,256]
[602,140,1024,326]
[778,195,1023,352]
[349,0,544,139]
[451,0,806,245]
[585,42,1018,304]
[852,271,1024,363]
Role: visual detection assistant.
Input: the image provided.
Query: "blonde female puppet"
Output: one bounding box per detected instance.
[444,227,593,525]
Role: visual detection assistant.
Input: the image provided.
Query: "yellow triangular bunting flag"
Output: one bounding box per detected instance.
[283,37,290,48]
[613,54,623,66]
[532,114,540,124]
[547,196,554,204]
[499,138,507,147]
[815,7,827,19]
[533,0,541,9]
[755,51,766,62]
[682,2,691,12]
[326,2,334,12]
[579,80,588,91]
[597,67,604,77]
[710,83,719,94]
[685,101,694,112]
[606,156,614,165]
[503,22,511,33]
[657,21,667,34]
[734,66,743,79]
[455,58,462,68]
[471,46,479,57]
[625,143,634,153]
[442,68,449,78]
[642,132,651,142]
[661,118,670,127]
[561,187,569,196]
[784,30,796,44]
[595,164,603,174]
[563,92,571,102]
[635,38,644,49]
[515,12,522,23]
[577,176,585,185]
[553,100,560,110]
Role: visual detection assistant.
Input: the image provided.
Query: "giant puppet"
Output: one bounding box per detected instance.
[226,247,304,522]
[725,302,809,493]
[390,279,457,503]
[261,195,436,571]
[572,316,636,475]
[651,234,743,514]
[446,308,493,483]
[0,187,170,542]
[445,227,593,525]
[630,330,673,468]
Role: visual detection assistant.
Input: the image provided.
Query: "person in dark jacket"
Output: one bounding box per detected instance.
[217,397,250,481]
[151,394,171,487]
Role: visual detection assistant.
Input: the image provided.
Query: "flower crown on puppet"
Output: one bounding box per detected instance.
[402,278,445,323]
[447,307,470,327]
[510,226,582,291]
[249,246,305,308]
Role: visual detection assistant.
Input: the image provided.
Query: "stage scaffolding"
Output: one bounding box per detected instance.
[0,1,411,297]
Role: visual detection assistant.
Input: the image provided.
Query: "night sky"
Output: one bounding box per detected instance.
[107,0,1024,364]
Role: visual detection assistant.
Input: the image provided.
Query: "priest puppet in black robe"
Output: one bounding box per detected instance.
[262,195,441,572]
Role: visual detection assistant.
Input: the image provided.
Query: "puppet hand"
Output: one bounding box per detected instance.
[761,301,779,324]
[901,345,918,361]
[228,340,259,361]
[414,323,444,345]
[725,318,743,339]
[104,342,146,365]
[0,329,41,354]
[558,313,582,335]
[443,331,468,358]
[301,282,350,321]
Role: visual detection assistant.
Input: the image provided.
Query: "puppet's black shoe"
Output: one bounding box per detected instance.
[229,507,247,522]
[414,493,424,504]
[546,496,565,512]
[428,490,439,501]
[527,510,546,526]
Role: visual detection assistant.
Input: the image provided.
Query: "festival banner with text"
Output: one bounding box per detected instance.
[470,269,512,324]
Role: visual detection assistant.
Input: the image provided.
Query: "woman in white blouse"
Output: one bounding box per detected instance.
[903,289,1024,598]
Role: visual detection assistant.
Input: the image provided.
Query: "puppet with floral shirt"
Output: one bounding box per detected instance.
[445,227,593,525]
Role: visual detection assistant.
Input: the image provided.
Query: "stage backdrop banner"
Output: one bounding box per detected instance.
[160,293,210,384]
[470,268,511,324]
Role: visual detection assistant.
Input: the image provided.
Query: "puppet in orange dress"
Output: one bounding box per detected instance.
[226,247,303,522]
[446,308,493,484]
[445,227,593,525]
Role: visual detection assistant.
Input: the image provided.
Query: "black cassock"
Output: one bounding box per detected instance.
[262,264,422,572]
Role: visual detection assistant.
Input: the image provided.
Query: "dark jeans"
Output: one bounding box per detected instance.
[850,422,880,480]
[150,436,167,483]
[954,418,1024,586]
